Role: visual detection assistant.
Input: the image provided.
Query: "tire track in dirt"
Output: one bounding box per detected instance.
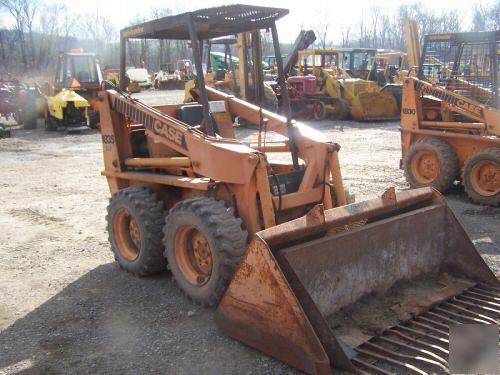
[8,208,65,227]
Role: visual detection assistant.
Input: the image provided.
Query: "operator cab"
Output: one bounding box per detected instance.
[340,48,376,78]
[55,50,102,92]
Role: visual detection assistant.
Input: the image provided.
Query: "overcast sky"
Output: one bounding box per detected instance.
[34,0,499,43]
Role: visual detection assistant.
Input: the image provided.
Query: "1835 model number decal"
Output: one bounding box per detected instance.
[102,134,115,144]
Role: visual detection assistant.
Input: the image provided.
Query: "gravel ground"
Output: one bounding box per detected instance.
[0,91,499,375]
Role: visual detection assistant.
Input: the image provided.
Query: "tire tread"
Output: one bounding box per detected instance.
[163,197,247,306]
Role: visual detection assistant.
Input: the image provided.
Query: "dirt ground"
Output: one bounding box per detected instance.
[0,92,499,374]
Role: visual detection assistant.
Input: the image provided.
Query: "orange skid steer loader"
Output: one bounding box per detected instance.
[99,6,500,374]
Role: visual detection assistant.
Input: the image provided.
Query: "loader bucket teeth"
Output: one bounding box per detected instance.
[216,187,499,374]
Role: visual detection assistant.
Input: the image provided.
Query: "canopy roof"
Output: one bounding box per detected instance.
[425,30,500,43]
[120,4,289,40]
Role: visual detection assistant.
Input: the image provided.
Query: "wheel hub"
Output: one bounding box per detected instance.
[175,225,213,286]
[471,160,499,196]
[412,151,440,183]
[192,232,212,276]
[113,208,141,261]
[129,219,141,248]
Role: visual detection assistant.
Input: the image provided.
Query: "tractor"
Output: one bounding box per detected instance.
[287,49,399,121]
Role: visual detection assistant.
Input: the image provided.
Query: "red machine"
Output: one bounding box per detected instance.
[286,76,317,118]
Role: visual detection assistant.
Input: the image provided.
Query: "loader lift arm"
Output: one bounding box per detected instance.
[99,81,348,235]
[400,29,499,206]
[402,77,500,135]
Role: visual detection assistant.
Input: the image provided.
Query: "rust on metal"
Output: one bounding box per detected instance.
[416,315,449,331]
[305,204,326,226]
[409,320,449,336]
[443,302,499,324]
[392,276,475,321]
[215,237,332,375]
[355,347,427,375]
[215,188,500,374]
[381,186,397,203]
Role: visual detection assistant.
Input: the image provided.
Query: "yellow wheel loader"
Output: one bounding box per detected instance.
[291,49,399,121]
[101,6,499,374]
[366,51,409,111]
[45,89,89,132]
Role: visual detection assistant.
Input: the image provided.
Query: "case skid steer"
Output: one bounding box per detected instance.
[401,30,500,206]
[99,6,500,374]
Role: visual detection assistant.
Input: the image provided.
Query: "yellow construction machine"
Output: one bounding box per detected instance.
[367,52,409,85]
[339,48,377,79]
[288,49,399,121]
[44,50,101,131]
[365,51,409,111]
[45,89,90,132]
[403,19,422,70]
[401,30,500,206]
[184,33,279,112]
[101,6,499,374]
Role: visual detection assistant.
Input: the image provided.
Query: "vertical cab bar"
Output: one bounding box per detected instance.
[270,22,299,170]
[186,13,215,136]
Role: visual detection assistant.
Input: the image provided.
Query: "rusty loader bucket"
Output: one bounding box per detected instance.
[215,188,499,374]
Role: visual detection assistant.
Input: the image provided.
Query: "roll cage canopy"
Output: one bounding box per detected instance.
[120,5,288,40]
[119,4,298,168]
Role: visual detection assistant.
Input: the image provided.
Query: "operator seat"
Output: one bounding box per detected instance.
[176,104,221,135]
[176,105,204,127]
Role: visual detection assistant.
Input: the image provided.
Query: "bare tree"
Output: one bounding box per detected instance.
[472,2,500,31]
[0,0,29,69]
[0,29,5,66]
[340,24,350,48]
[151,7,174,69]
[37,2,64,69]
[313,11,330,49]
[21,0,37,67]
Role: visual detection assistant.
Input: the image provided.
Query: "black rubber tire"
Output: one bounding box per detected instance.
[45,116,57,131]
[163,197,248,306]
[88,109,100,129]
[403,137,459,192]
[462,147,500,206]
[107,186,167,276]
[313,101,326,121]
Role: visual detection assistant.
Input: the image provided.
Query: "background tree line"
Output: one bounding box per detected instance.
[0,0,499,79]
[314,2,500,49]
